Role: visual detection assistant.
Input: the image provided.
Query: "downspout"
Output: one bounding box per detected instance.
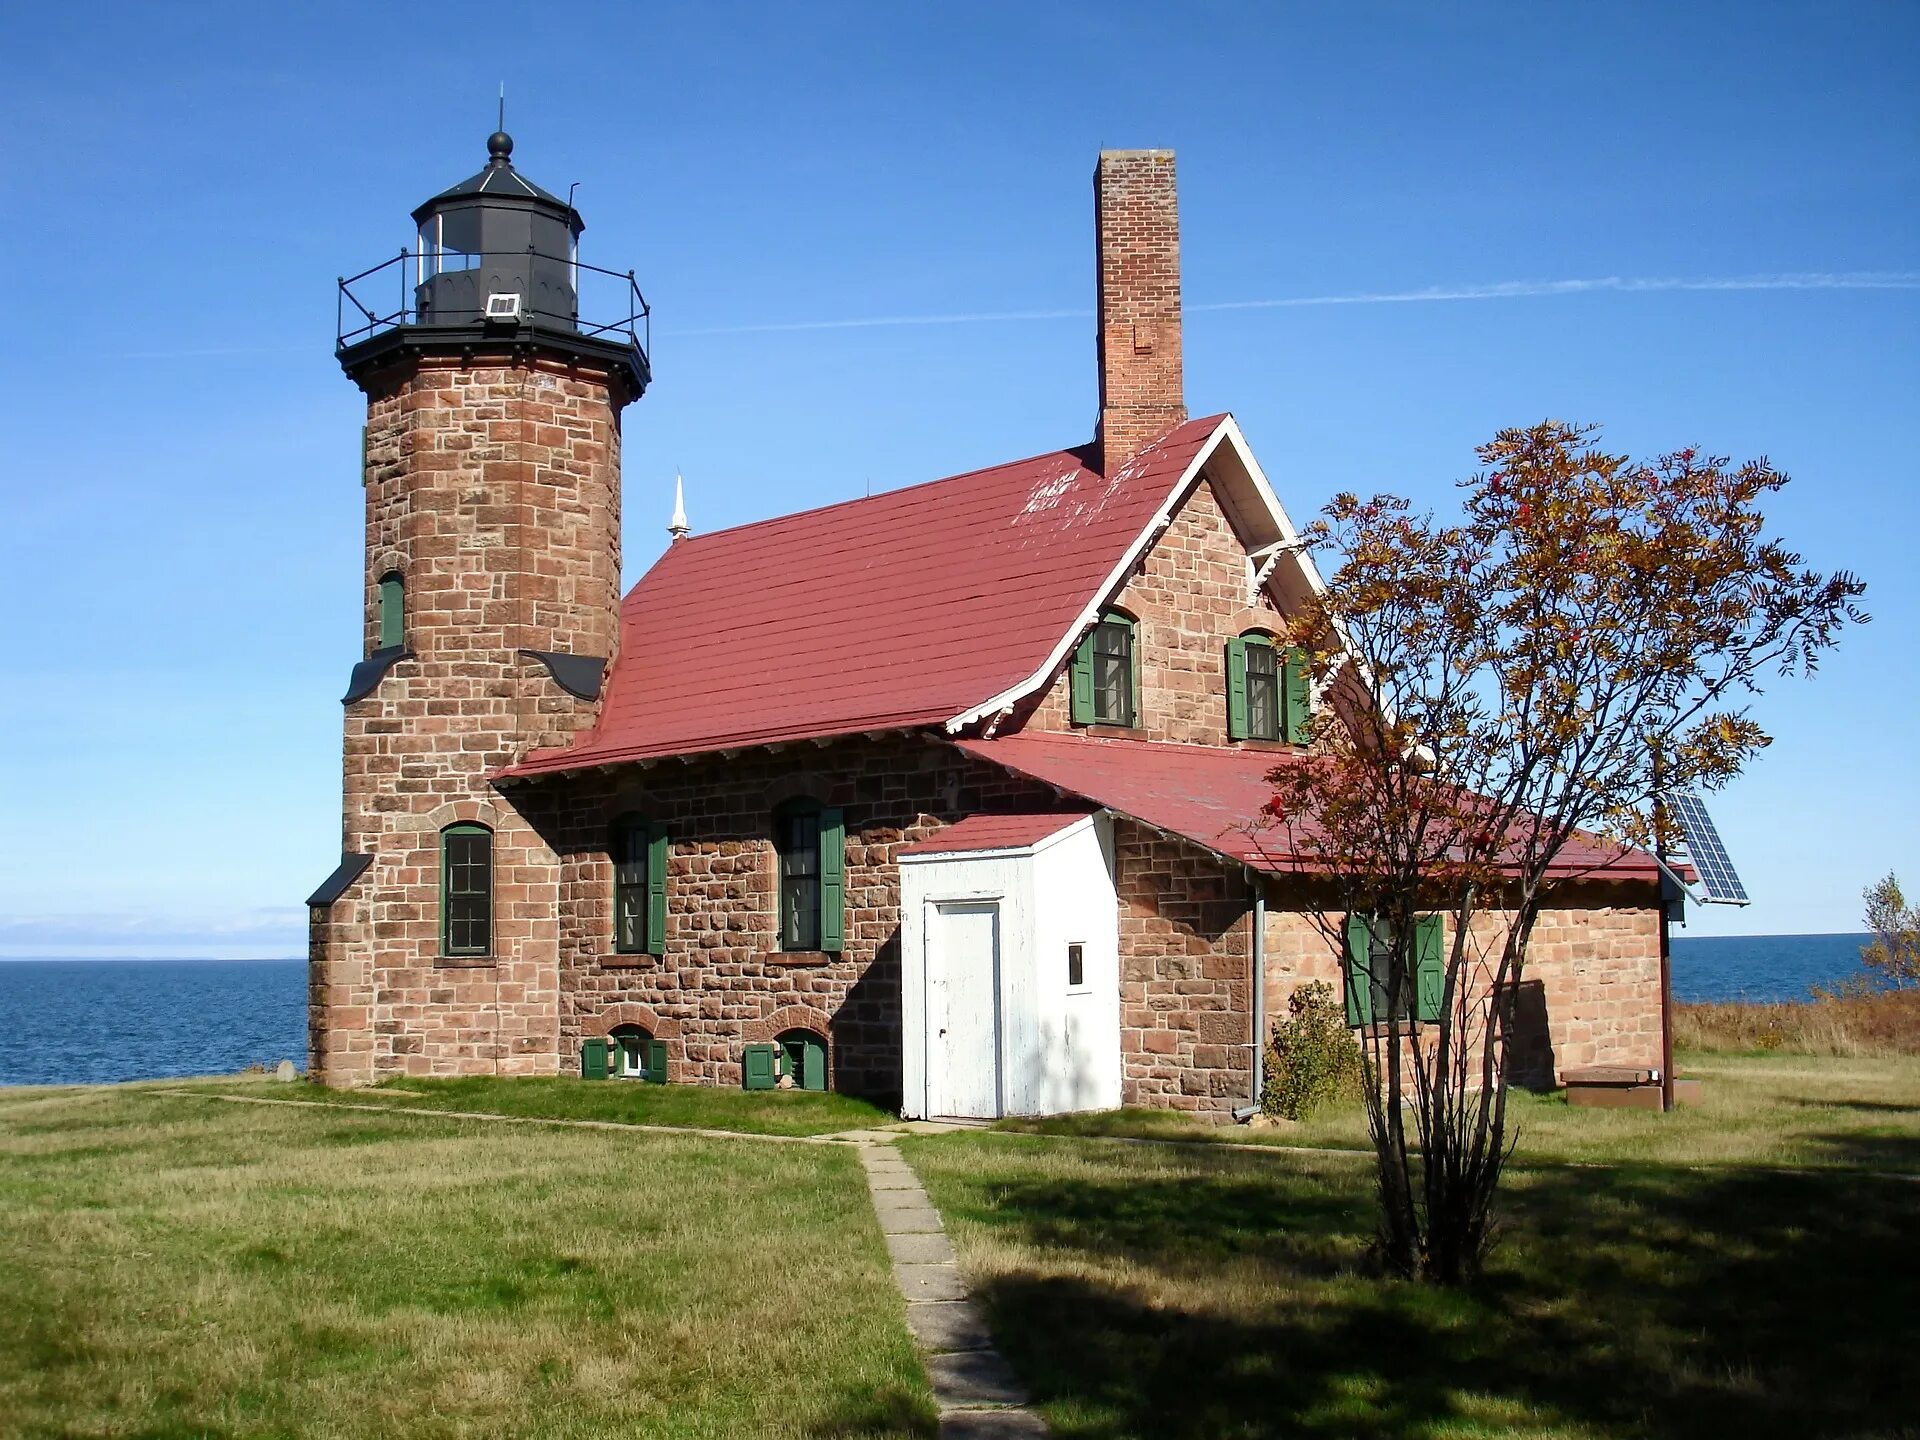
[1232,871,1266,1122]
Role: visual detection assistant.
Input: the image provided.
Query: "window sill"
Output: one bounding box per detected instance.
[1234,736,1298,753]
[764,950,839,968]
[600,954,659,969]
[435,955,497,970]
[1351,1020,1430,1039]
[1076,723,1140,739]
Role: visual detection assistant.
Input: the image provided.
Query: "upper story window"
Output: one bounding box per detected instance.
[1228,634,1312,744]
[440,823,492,957]
[1343,913,1444,1027]
[378,572,405,652]
[612,815,667,955]
[1070,610,1137,727]
[774,800,846,953]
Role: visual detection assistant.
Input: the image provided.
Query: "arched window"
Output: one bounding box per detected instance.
[610,1024,666,1082]
[378,572,405,652]
[1227,633,1312,744]
[611,814,666,955]
[1070,609,1136,727]
[440,823,492,957]
[776,1028,828,1092]
[773,799,845,953]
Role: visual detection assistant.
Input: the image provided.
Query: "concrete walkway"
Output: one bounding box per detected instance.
[854,1137,1050,1438]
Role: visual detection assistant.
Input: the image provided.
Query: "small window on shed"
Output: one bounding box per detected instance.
[1066,942,1086,989]
[378,572,404,652]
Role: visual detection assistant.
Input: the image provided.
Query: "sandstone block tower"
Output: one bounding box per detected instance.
[308,130,649,1085]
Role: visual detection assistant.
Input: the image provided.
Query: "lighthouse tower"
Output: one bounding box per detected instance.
[307,129,649,1086]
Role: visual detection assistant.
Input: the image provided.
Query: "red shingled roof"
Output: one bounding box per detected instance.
[896,810,1095,856]
[505,416,1226,774]
[955,732,1661,881]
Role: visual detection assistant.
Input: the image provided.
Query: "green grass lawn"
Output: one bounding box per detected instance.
[996,1051,1920,1172]
[0,1084,933,1439]
[904,1126,1919,1439]
[190,1073,899,1139]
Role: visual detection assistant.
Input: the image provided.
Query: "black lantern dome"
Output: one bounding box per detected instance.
[336,130,649,396]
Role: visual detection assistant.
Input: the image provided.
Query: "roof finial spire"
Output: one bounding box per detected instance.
[487,85,512,167]
[668,471,691,541]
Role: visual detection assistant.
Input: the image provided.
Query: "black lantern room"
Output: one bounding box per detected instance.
[337,130,649,396]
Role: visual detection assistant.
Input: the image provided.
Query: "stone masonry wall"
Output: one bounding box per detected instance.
[515,734,1055,1105]
[1024,475,1294,747]
[1257,880,1665,1091]
[309,350,632,1086]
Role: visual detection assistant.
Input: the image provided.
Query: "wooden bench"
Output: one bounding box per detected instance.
[1562,1065,1702,1110]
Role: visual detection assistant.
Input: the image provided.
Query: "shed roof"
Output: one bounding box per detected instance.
[896,811,1096,857]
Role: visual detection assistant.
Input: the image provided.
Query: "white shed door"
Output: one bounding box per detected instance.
[926,900,1002,1119]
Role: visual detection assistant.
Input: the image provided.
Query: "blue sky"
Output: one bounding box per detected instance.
[1,2,1913,955]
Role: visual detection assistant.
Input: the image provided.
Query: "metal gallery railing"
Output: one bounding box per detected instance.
[336,248,650,360]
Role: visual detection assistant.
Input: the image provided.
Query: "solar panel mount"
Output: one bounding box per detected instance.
[1662,792,1751,906]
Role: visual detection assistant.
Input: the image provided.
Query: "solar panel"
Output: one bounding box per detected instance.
[1663,792,1750,905]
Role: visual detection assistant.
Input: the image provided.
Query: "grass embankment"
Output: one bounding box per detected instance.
[1674,986,1920,1056]
[0,1084,933,1439]
[998,1051,1920,1172]
[191,1073,898,1138]
[908,1101,1920,1438]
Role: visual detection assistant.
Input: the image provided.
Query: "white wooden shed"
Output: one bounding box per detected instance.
[898,811,1122,1119]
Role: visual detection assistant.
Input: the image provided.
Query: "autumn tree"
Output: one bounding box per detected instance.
[1861,874,1920,986]
[1263,421,1865,1285]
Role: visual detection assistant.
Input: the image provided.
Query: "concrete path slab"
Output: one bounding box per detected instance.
[885,1231,955,1264]
[904,1298,993,1353]
[857,1144,1050,1435]
[894,1262,970,1302]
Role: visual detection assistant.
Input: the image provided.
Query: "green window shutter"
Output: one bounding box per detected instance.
[581,1037,609,1080]
[1344,914,1374,1028]
[1284,647,1313,745]
[643,1039,668,1085]
[801,1034,827,1092]
[1415,915,1445,1023]
[646,824,669,954]
[818,808,846,953]
[743,1044,778,1091]
[378,573,403,650]
[1225,637,1249,740]
[1069,630,1096,724]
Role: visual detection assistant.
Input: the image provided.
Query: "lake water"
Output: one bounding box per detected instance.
[0,934,1880,1086]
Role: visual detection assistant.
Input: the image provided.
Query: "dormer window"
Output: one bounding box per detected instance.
[1245,637,1280,740]
[1071,610,1137,727]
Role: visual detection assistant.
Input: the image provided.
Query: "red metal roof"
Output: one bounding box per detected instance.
[505,416,1225,775]
[896,810,1095,856]
[955,732,1661,881]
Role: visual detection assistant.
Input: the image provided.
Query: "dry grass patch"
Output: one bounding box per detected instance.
[1675,987,1920,1056]
[0,1086,933,1438]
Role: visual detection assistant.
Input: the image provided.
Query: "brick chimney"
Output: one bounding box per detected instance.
[1093,149,1185,476]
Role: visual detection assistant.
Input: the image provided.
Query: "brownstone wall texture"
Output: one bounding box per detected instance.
[309,350,632,1086]
[516,735,1056,1104]
[1025,475,1295,745]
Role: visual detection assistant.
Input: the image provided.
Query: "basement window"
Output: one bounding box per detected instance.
[610,1024,667,1083]
[776,1028,828,1091]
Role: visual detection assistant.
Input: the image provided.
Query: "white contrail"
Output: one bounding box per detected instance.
[666,271,1919,337]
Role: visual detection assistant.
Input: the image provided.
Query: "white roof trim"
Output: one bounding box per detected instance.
[944,415,1331,733]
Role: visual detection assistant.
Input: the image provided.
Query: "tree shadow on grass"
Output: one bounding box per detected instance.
[948,1150,1920,1439]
